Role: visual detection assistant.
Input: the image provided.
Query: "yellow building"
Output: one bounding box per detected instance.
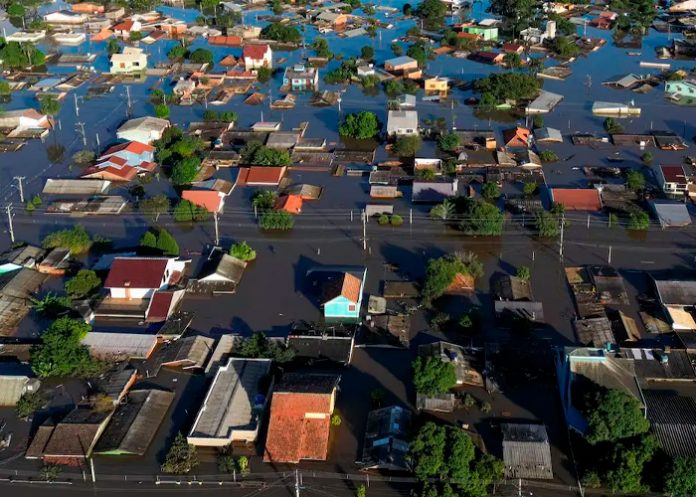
[424,77,449,95]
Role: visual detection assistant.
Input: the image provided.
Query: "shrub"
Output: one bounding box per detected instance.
[391,214,404,226]
[251,190,277,210]
[16,391,43,418]
[626,170,646,191]
[31,293,71,317]
[161,433,198,474]
[237,455,249,475]
[378,214,390,225]
[42,225,92,254]
[463,393,476,408]
[392,135,422,157]
[331,413,342,426]
[30,318,100,378]
[140,228,180,256]
[516,266,531,281]
[65,269,101,298]
[481,401,492,414]
[640,152,653,165]
[538,150,559,162]
[437,132,460,152]
[627,209,650,231]
[154,103,170,119]
[259,211,294,230]
[523,182,538,196]
[171,157,201,185]
[174,200,209,223]
[229,241,256,261]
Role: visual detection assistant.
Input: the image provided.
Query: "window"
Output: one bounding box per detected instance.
[348,304,356,312]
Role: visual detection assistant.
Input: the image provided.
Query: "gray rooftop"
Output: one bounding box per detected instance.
[653,278,696,306]
[43,179,111,196]
[117,116,169,133]
[189,358,272,444]
[651,201,692,228]
[502,423,553,480]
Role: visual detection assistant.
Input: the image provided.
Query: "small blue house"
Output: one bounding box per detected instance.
[665,80,696,104]
[100,140,155,166]
[317,268,367,320]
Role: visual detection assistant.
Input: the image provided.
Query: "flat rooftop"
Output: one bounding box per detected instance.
[188,357,272,445]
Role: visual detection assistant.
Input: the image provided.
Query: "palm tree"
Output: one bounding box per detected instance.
[430,199,456,221]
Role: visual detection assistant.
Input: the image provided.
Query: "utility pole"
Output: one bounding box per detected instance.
[126,86,132,115]
[213,211,220,246]
[74,93,79,117]
[362,209,367,251]
[75,122,87,147]
[6,206,14,244]
[95,132,101,152]
[608,245,612,265]
[559,213,565,259]
[294,469,301,497]
[13,177,25,203]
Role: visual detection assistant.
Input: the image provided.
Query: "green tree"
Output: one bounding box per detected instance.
[154,103,170,119]
[532,114,544,129]
[16,391,43,418]
[272,0,283,14]
[312,37,332,58]
[257,66,272,82]
[391,214,404,226]
[459,199,504,236]
[31,318,100,378]
[0,41,45,68]
[260,22,301,43]
[523,182,538,196]
[534,210,560,238]
[167,43,187,60]
[203,110,238,122]
[406,42,429,68]
[384,79,405,97]
[430,199,456,221]
[392,135,421,157]
[40,95,60,116]
[553,36,579,57]
[504,52,521,68]
[412,356,456,396]
[339,111,381,139]
[42,225,92,254]
[171,157,201,185]
[626,170,646,190]
[31,293,72,318]
[140,194,170,222]
[416,0,446,28]
[360,45,375,61]
[7,3,26,17]
[603,436,657,493]
[250,146,291,166]
[161,433,199,474]
[664,457,696,497]
[129,31,144,42]
[378,214,390,225]
[156,228,180,256]
[416,169,436,181]
[139,230,157,250]
[481,182,500,201]
[422,253,483,303]
[604,117,623,134]
[229,241,256,261]
[473,72,540,104]
[259,211,295,230]
[583,387,650,444]
[236,331,295,362]
[391,42,403,56]
[516,266,531,281]
[251,190,277,210]
[173,200,209,223]
[627,209,650,231]
[490,0,534,28]
[437,133,460,152]
[538,150,559,162]
[640,152,653,165]
[189,48,213,64]
[65,270,101,298]
[0,79,10,95]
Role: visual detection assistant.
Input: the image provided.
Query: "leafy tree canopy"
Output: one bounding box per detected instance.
[65,269,101,299]
[0,40,45,68]
[171,156,201,185]
[392,135,422,157]
[31,317,100,378]
[582,387,650,444]
[339,111,381,139]
[416,0,446,28]
[229,241,257,261]
[173,200,209,223]
[664,456,696,497]
[260,22,301,43]
[161,433,199,474]
[259,210,294,230]
[437,133,460,152]
[422,252,484,303]
[189,48,213,64]
[42,225,92,254]
[235,331,295,363]
[459,199,504,236]
[473,72,540,104]
[412,356,456,396]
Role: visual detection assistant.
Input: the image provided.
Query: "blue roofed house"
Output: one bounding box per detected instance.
[316,268,367,320]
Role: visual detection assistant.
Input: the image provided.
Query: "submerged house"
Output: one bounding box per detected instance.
[188,358,272,447]
[264,373,340,463]
[312,267,368,320]
[282,64,319,91]
[110,47,148,74]
[359,406,413,471]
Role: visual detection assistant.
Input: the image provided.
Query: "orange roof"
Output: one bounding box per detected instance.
[502,127,530,148]
[340,272,362,303]
[237,166,286,186]
[208,35,242,47]
[445,273,475,294]
[113,19,135,32]
[264,392,333,463]
[72,2,104,13]
[274,194,303,214]
[102,140,154,157]
[457,32,481,39]
[219,54,237,66]
[91,28,113,41]
[81,164,137,182]
[551,188,602,211]
[182,190,224,213]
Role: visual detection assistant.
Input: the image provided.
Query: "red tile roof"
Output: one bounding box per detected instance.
[181,190,224,213]
[208,35,242,46]
[502,42,523,53]
[146,290,175,321]
[445,273,475,294]
[274,194,303,214]
[457,32,481,40]
[113,19,135,32]
[101,140,154,157]
[661,165,687,184]
[104,257,169,289]
[243,44,270,60]
[551,188,602,211]
[219,55,237,66]
[81,164,138,182]
[340,273,361,303]
[264,392,333,463]
[237,166,287,186]
[503,127,530,148]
